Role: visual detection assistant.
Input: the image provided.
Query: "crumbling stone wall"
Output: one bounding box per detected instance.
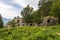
[42,16,58,26]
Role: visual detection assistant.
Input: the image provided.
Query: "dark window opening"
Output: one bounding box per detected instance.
[30,24,32,26]
[17,20,19,23]
[47,19,50,23]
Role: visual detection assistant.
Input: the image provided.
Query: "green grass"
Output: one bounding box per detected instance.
[0,25,60,40]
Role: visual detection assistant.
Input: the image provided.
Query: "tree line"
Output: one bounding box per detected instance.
[21,0,60,24]
[6,0,60,27]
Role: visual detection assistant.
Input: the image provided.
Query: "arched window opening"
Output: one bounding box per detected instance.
[47,19,50,23]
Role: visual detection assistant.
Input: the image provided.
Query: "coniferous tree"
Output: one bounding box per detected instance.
[0,14,3,28]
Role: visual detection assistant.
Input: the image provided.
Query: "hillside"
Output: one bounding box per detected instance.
[0,25,60,40]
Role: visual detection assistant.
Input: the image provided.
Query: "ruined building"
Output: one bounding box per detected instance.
[14,16,24,26]
[13,16,58,26]
[42,16,58,26]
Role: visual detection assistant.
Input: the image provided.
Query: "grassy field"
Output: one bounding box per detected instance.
[0,25,60,40]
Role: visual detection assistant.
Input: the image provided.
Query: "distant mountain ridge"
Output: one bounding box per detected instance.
[2,17,11,25]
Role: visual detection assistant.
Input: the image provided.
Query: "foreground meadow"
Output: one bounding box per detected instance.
[0,25,60,40]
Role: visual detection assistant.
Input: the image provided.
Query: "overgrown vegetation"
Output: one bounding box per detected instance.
[0,25,60,40]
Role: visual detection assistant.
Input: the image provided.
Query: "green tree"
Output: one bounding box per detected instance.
[32,0,56,25]
[33,10,42,24]
[50,0,60,24]
[21,5,33,24]
[0,14,3,28]
[38,0,54,17]
[32,0,52,24]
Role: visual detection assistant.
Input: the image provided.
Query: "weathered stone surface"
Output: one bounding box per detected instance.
[42,16,58,26]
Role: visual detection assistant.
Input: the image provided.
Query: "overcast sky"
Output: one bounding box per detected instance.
[0,0,39,19]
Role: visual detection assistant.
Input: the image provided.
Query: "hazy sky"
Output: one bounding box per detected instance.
[0,0,39,19]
